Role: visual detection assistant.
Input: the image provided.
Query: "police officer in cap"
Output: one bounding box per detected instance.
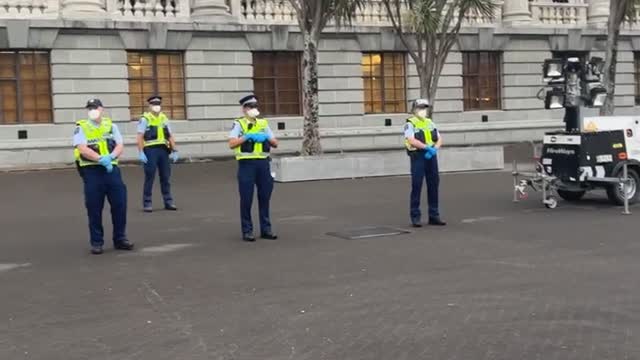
[73,98,134,254]
[136,96,179,212]
[404,99,446,227]
[228,95,279,241]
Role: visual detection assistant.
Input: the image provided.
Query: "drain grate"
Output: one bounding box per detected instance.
[327,226,411,240]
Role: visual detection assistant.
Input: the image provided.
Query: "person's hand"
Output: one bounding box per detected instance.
[105,162,113,173]
[170,151,179,163]
[424,149,433,160]
[244,133,257,142]
[138,151,148,164]
[429,146,438,156]
[252,133,268,143]
[98,155,112,168]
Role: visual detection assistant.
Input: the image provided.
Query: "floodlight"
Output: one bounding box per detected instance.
[590,87,607,107]
[545,88,565,109]
[565,57,582,73]
[589,57,605,74]
[543,59,564,78]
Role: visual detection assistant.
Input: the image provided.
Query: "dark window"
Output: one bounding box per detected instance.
[462,52,502,111]
[252,52,302,116]
[362,53,406,114]
[0,51,52,124]
[127,52,186,120]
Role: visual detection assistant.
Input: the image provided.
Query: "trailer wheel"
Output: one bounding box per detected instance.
[544,196,558,209]
[557,189,586,202]
[606,167,640,206]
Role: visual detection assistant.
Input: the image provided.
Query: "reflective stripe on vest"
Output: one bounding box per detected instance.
[405,116,435,151]
[74,118,118,167]
[234,117,270,160]
[142,112,170,148]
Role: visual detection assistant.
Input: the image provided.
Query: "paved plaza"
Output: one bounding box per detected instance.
[1,160,639,360]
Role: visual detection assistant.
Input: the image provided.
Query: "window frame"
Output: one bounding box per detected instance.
[251,51,303,117]
[126,51,187,121]
[635,52,640,106]
[461,51,503,112]
[361,52,408,114]
[0,50,53,124]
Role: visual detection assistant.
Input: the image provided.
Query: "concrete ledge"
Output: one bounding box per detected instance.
[271,146,504,182]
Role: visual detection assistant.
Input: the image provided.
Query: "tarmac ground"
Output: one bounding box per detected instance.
[1,156,639,360]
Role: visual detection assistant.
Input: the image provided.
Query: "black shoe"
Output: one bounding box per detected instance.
[243,234,256,242]
[143,206,153,213]
[164,204,178,211]
[411,222,422,228]
[114,240,135,251]
[428,218,447,226]
[261,233,278,240]
[90,246,104,255]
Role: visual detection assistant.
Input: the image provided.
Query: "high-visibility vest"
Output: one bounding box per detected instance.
[142,112,170,148]
[405,116,437,152]
[73,118,118,167]
[234,117,271,160]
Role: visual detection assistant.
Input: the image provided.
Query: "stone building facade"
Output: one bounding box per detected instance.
[0,0,636,167]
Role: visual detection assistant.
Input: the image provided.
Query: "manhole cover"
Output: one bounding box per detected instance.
[327,226,411,240]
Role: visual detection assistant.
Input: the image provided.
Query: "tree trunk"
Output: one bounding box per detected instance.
[600,3,622,116]
[301,31,322,156]
[417,64,436,117]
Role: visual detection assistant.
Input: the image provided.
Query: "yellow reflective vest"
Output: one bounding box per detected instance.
[73,118,118,167]
[142,112,170,148]
[234,117,271,160]
[405,116,436,152]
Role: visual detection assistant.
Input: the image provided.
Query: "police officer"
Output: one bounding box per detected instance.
[228,95,279,242]
[404,99,446,227]
[73,98,134,254]
[137,96,179,212]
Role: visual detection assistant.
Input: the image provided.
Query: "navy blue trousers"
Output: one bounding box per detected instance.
[237,159,273,235]
[143,146,173,207]
[409,153,440,222]
[81,166,128,247]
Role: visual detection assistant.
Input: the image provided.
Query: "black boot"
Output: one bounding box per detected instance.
[428,218,447,226]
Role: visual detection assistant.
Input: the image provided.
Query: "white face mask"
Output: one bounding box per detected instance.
[88,109,101,121]
[247,108,260,118]
[416,109,428,118]
[151,105,161,113]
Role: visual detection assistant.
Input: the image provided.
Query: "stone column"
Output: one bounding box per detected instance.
[588,0,610,27]
[61,0,106,16]
[502,0,531,25]
[191,0,231,20]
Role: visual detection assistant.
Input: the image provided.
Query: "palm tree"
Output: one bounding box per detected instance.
[601,0,640,115]
[288,0,365,156]
[382,0,496,117]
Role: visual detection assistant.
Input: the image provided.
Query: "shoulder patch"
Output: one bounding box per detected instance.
[74,126,80,135]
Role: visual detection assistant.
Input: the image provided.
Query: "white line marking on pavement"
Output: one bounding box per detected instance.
[461,216,504,224]
[139,243,195,254]
[0,263,31,273]
[278,215,328,222]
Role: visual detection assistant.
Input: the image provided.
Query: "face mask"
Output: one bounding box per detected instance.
[151,105,161,113]
[88,109,101,120]
[247,108,260,118]
[416,109,428,118]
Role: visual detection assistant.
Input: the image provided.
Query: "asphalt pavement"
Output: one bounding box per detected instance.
[1,159,640,360]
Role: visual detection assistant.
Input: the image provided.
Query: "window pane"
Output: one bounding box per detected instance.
[0,81,17,124]
[463,52,501,111]
[362,53,406,114]
[16,52,51,124]
[252,52,301,116]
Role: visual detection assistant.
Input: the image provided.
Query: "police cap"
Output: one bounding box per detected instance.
[239,95,258,107]
[147,96,162,105]
[85,98,103,109]
[413,99,430,109]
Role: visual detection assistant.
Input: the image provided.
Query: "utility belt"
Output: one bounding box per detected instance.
[145,144,171,152]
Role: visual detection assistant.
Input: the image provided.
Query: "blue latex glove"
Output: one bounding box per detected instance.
[429,146,438,156]
[139,151,148,164]
[252,133,268,143]
[170,151,179,163]
[98,155,111,168]
[424,150,433,160]
[105,162,113,173]
[244,133,257,142]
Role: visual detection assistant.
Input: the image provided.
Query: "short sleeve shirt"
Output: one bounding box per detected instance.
[403,119,440,139]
